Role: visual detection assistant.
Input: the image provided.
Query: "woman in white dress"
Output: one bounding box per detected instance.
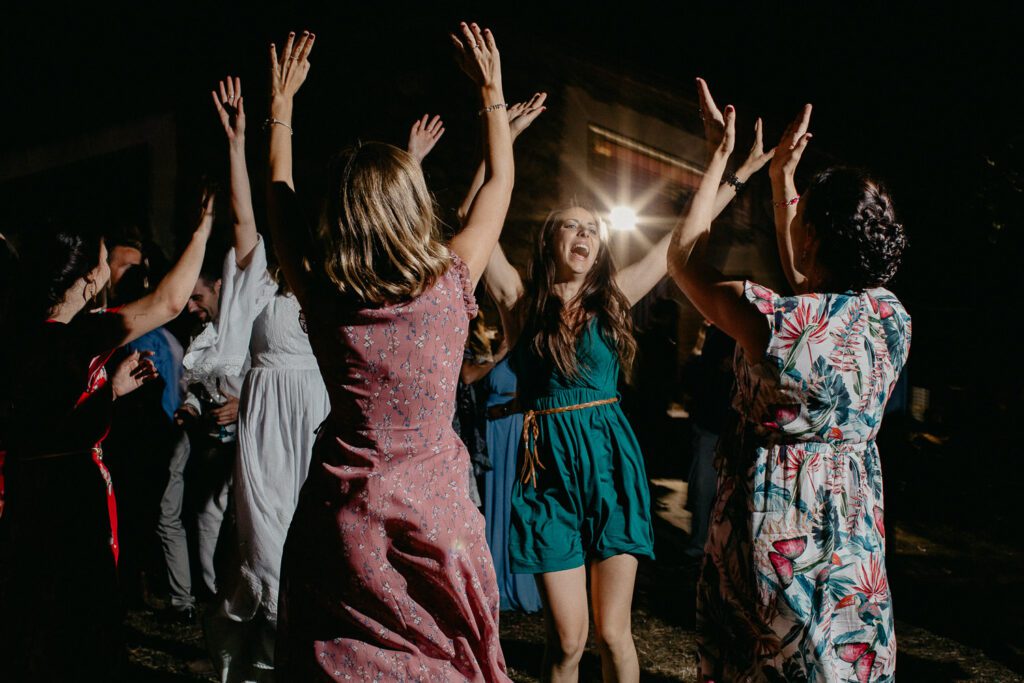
[201,76,330,682]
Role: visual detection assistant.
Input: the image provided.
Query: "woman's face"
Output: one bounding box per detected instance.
[551,207,601,277]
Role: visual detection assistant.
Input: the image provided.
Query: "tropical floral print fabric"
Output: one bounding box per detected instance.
[697,281,911,683]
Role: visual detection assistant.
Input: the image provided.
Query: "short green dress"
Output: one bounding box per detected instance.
[508,319,655,573]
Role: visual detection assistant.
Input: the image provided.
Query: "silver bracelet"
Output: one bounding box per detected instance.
[263,118,294,135]
[477,102,507,116]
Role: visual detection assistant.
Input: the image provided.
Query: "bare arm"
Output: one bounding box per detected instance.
[457,93,546,224]
[447,23,514,289]
[266,31,315,307]
[116,196,214,346]
[616,80,775,306]
[212,76,259,268]
[769,104,814,293]
[666,105,770,360]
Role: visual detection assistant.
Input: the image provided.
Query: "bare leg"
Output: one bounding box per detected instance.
[536,566,589,682]
[591,554,640,682]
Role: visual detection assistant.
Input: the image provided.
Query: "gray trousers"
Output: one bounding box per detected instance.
[156,431,232,609]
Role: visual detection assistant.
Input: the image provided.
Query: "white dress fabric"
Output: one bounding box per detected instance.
[201,236,330,682]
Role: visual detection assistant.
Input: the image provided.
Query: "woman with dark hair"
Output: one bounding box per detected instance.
[266,24,515,680]
[481,79,775,682]
[199,74,330,681]
[667,100,910,681]
[0,202,213,681]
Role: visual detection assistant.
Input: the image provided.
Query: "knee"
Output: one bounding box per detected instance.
[550,626,588,666]
[596,621,634,657]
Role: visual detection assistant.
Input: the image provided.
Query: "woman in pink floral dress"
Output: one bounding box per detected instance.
[668,97,910,681]
[264,25,515,681]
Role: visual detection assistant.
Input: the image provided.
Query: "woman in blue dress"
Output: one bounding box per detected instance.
[481,356,542,613]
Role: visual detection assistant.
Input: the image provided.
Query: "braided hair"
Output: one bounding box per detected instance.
[804,167,907,291]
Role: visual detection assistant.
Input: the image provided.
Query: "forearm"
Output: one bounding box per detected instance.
[771,174,806,292]
[479,85,514,191]
[457,159,488,225]
[711,161,759,219]
[154,226,211,313]
[669,151,730,279]
[268,97,295,189]
[228,139,259,264]
[449,83,515,286]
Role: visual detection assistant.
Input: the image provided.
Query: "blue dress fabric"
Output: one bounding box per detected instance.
[481,358,542,612]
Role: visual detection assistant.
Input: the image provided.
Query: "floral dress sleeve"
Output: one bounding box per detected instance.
[448,252,478,321]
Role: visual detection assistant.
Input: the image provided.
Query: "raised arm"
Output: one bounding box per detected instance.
[266,30,315,306]
[457,92,546,224]
[666,106,770,360]
[478,94,546,326]
[769,104,814,293]
[446,23,514,289]
[615,78,774,307]
[407,114,445,164]
[115,193,215,346]
[212,76,259,267]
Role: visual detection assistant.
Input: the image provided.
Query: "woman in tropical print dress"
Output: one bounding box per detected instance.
[667,87,910,681]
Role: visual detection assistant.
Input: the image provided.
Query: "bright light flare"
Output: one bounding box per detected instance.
[609,206,638,231]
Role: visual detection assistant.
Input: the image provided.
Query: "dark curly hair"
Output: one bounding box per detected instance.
[803,167,907,291]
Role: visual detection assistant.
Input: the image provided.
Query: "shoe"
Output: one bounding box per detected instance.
[157,606,197,625]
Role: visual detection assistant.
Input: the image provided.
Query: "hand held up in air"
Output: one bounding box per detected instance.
[450,22,502,96]
[211,76,245,145]
[769,104,813,183]
[407,114,445,163]
[269,30,316,121]
[508,92,547,140]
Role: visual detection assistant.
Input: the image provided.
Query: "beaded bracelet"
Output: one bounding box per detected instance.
[478,102,507,116]
[723,172,746,193]
[263,118,293,135]
[772,195,801,207]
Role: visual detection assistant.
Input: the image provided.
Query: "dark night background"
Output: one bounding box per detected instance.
[1,2,1021,679]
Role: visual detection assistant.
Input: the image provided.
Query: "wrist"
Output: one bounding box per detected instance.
[270,96,293,118]
[229,137,246,151]
[480,84,504,106]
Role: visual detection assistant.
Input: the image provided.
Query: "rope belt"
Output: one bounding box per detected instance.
[520,397,618,486]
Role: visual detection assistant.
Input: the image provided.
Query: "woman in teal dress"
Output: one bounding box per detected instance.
[481,82,775,682]
[667,93,909,681]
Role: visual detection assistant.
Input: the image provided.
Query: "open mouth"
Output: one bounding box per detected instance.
[570,243,591,259]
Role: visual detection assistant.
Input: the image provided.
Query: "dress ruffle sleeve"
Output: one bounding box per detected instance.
[448,251,478,320]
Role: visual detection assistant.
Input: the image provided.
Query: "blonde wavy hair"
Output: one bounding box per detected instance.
[317,142,450,304]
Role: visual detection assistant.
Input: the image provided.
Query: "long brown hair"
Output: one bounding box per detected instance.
[523,205,637,380]
[316,142,450,304]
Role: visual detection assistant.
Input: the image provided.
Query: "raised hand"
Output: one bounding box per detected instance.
[769,104,813,181]
[211,76,245,143]
[696,77,725,157]
[194,188,216,240]
[407,114,445,163]
[713,104,737,161]
[111,350,159,399]
[739,118,776,175]
[270,30,316,103]
[450,22,501,90]
[508,92,547,140]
